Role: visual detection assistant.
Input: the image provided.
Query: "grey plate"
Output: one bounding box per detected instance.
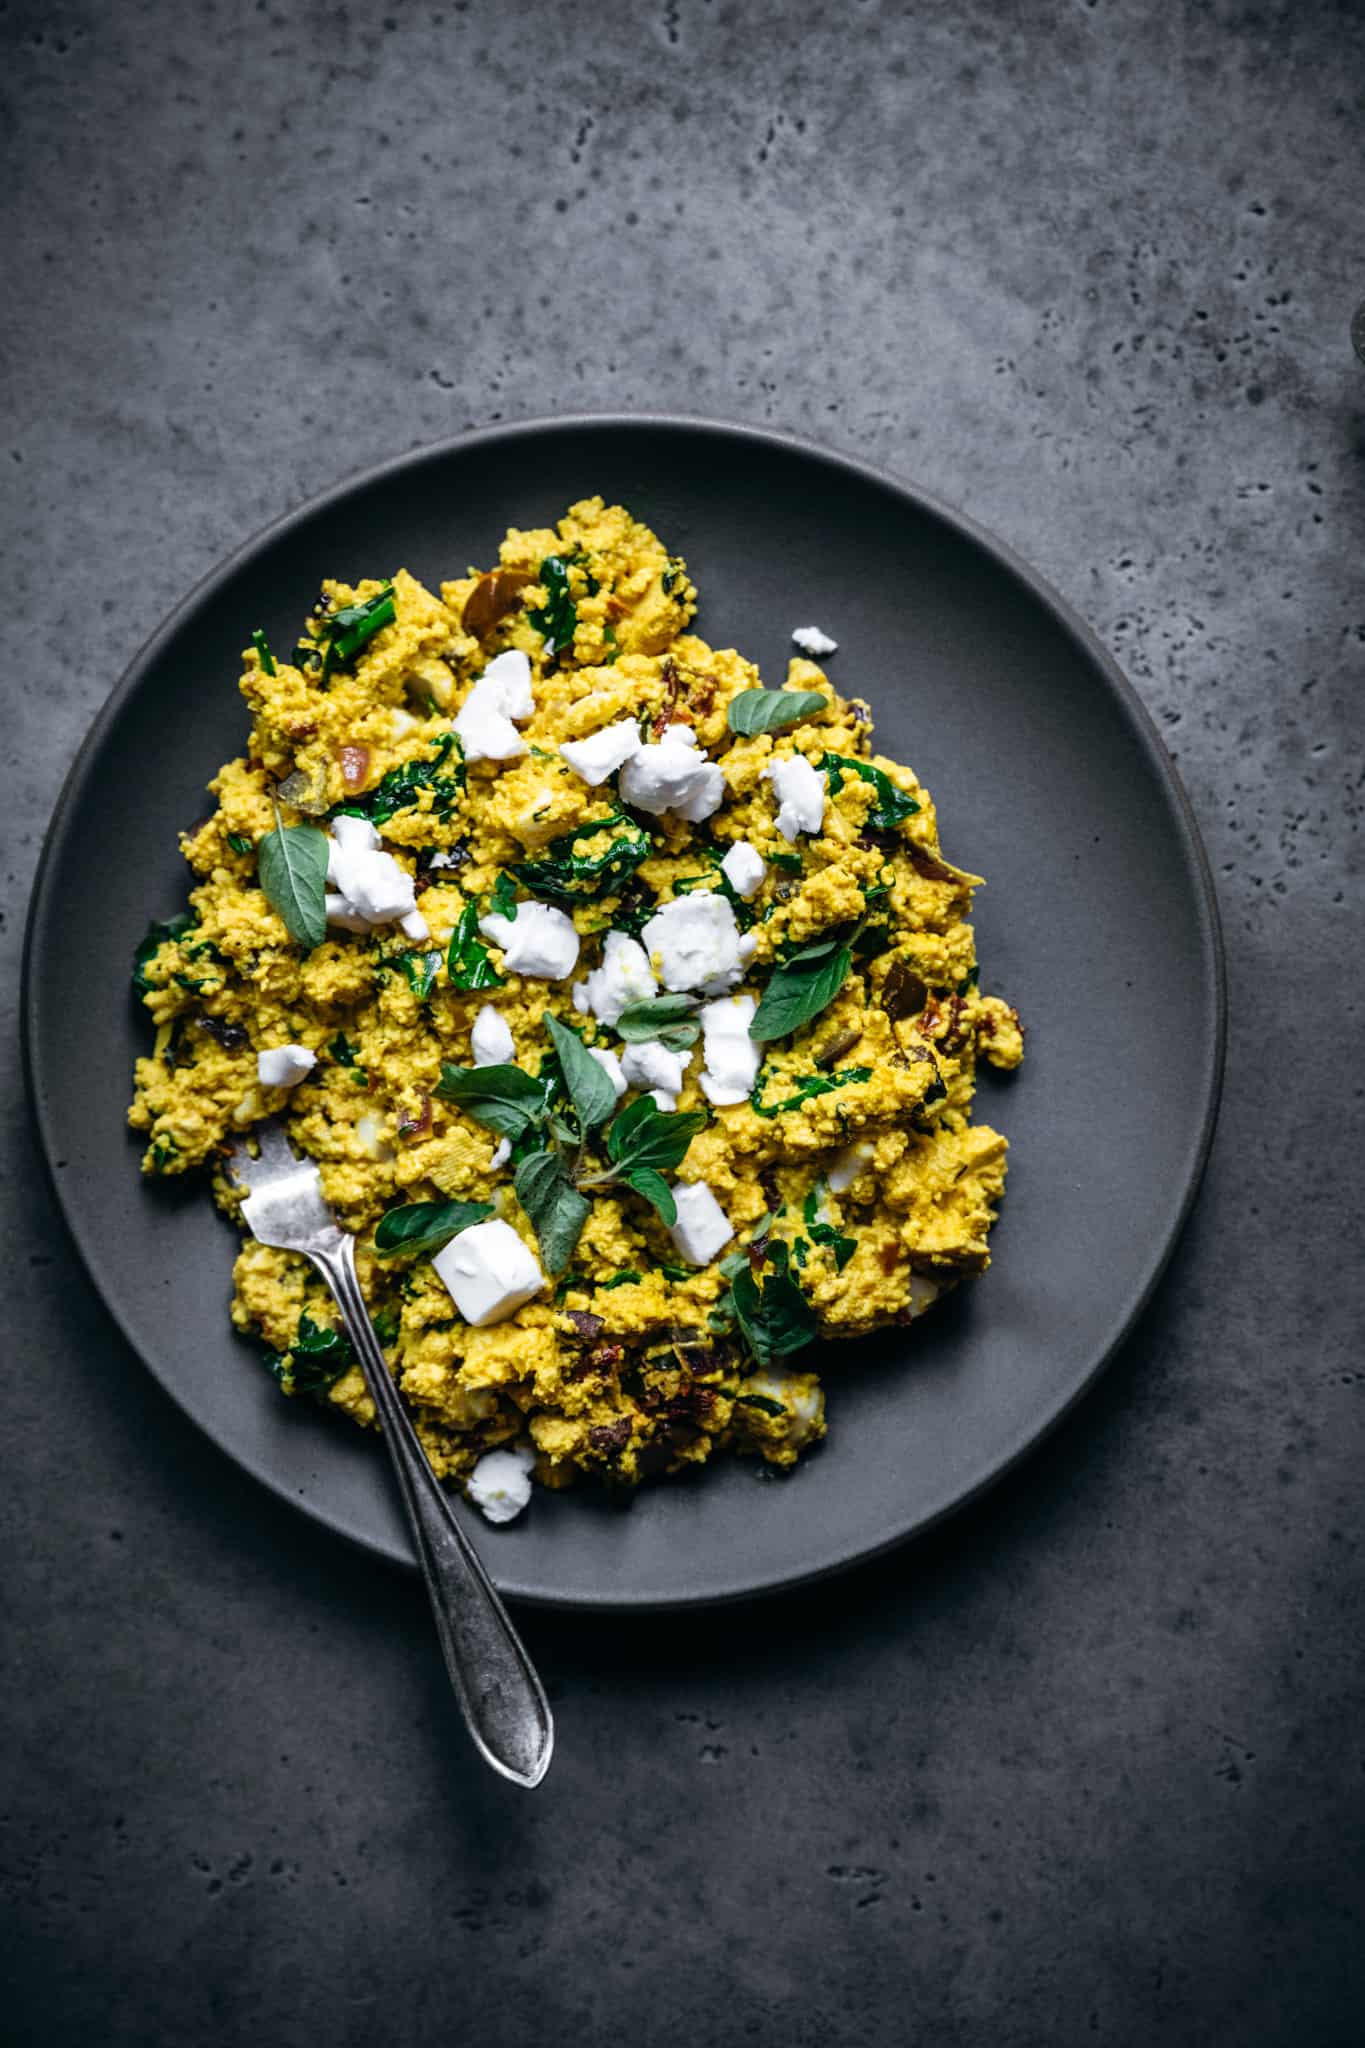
[22,416,1225,1609]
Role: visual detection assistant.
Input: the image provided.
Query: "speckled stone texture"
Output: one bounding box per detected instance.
[4,0,1363,2041]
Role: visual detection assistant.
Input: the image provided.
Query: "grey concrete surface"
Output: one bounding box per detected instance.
[3,0,1362,2042]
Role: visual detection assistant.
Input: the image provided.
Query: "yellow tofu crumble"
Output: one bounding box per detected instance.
[127,497,1022,1505]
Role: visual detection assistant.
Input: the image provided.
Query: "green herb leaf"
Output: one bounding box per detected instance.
[727,688,827,737]
[528,554,578,656]
[822,753,920,831]
[446,902,504,991]
[750,1065,871,1118]
[400,950,442,1001]
[749,937,852,1042]
[374,1198,494,1259]
[621,1165,677,1225]
[616,994,701,1050]
[544,1014,616,1131]
[335,731,465,826]
[258,822,329,951]
[489,870,520,920]
[602,1269,642,1289]
[250,628,277,676]
[263,1310,354,1395]
[515,1150,591,1272]
[605,1095,708,1175]
[321,583,396,680]
[512,812,651,904]
[327,1031,360,1066]
[729,1265,817,1369]
[434,1061,548,1139]
[132,910,195,996]
[226,832,254,856]
[734,1391,786,1417]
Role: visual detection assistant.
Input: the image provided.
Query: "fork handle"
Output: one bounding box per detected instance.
[309,1236,554,1788]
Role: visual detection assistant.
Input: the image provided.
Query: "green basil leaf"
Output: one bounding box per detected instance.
[544,1014,616,1130]
[727,688,827,737]
[132,910,196,995]
[730,1265,817,1369]
[434,1061,548,1138]
[373,1198,494,1259]
[749,940,852,1042]
[616,995,701,1048]
[258,822,329,951]
[821,753,920,831]
[602,1269,642,1289]
[225,832,254,856]
[515,1150,591,1273]
[446,902,504,991]
[621,1165,676,1225]
[605,1095,708,1175]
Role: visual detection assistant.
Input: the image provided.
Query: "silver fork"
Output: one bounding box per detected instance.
[223,1120,554,1788]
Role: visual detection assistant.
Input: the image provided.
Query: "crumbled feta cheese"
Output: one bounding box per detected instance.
[641,891,755,994]
[559,717,642,785]
[764,755,827,841]
[669,1181,734,1265]
[256,1044,316,1089]
[588,1046,628,1100]
[620,1038,691,1111]
[489,1137,512,1170]
[791,625,838,657]
[471,1004,515,1067]
[453,690,527,765]
[741,1370,823,1446]
[572,932,658,1024]
[909,1271,941,1317]
[476,648,536,720]
[399,907,430,941]
[325,818,421,931]
[432,1217,545,1327]
[618,730,724,822]
[698,994,761,1106]
[827,1140,876,1192]
[426,849,465,870]
[466,1443,536,1525]
[719,839,766,899]
[478,902,580,980]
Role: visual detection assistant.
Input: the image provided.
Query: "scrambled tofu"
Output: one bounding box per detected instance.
[127,498,1022,1508]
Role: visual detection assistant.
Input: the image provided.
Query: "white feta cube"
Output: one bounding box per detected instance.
[668,1182,734,1266]
[476,648,535,721]
[328,814,381,860]
[791,625,838,656]
[699,994,761,1106]
[719,839,766,899]
[399,907,430,941]
[618,731,724,823]
[559,717,643,785]
[478,901,580,980]
[620,1038,691,1111]
[432,1218,545,1327]
[765,755,827,840]
[453,690,527,765]
[572,931,658,1025]
[641,891,754,994]
[256,1044,316,1089]
[471,1004,515,1067]
[588,1046,628,1100]
[466,1444,536,1525]
[489,1137,513,1170]
[326,833,419,927]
